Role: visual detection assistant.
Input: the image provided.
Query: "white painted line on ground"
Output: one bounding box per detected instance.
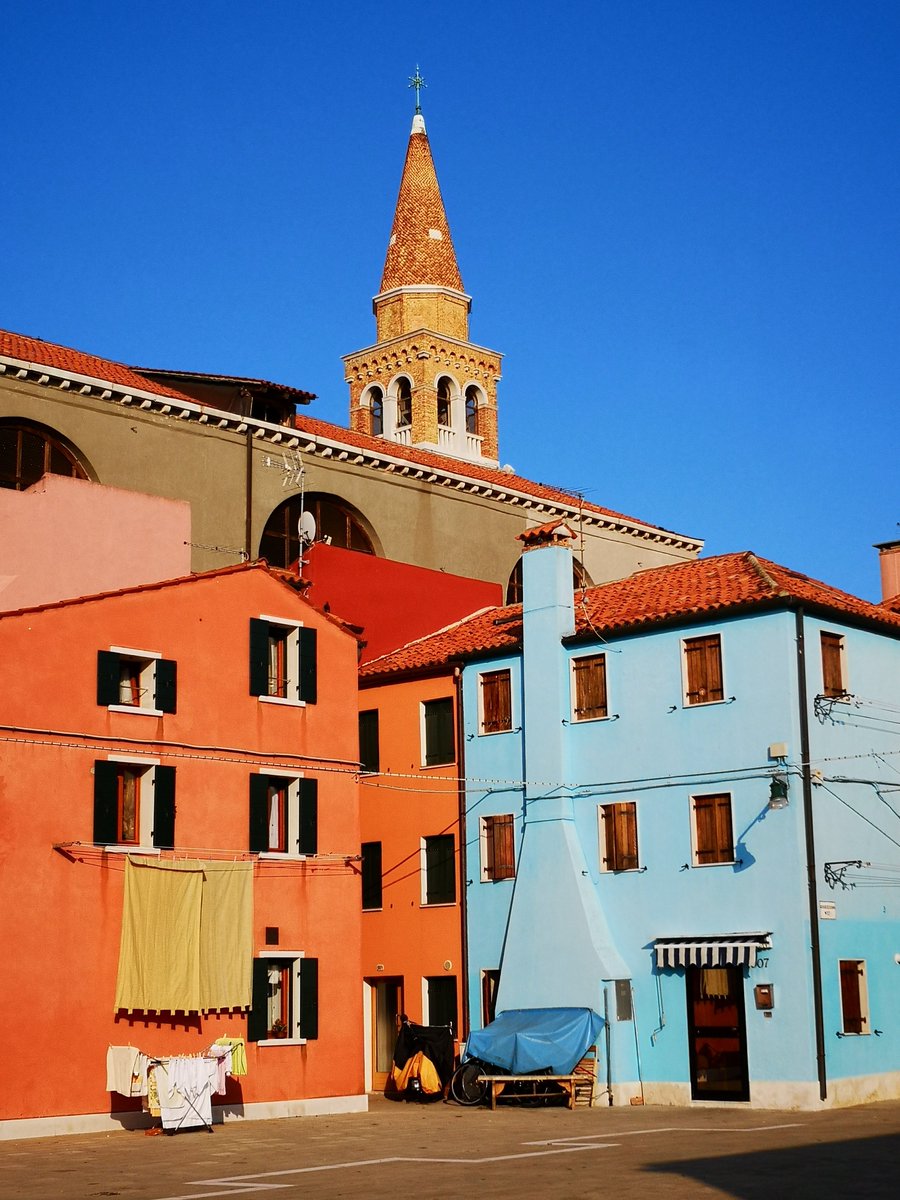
[523,1122,806,1147]
[154,1143,611,1200]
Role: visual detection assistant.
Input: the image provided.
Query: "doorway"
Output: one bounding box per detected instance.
[686,966,749,1102]
[368,976,403,1092]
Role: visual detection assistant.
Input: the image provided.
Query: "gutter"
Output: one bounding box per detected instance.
[795,606,828,1101]
[454,663,471,1042]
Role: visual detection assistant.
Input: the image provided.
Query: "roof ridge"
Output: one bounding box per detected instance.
[363,605,500,669]
[745,551,785,595]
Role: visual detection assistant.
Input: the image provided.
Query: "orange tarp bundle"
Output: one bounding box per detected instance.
[390,1050,443,1095]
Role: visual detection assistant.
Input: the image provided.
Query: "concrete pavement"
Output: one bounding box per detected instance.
[2,1095,899,1200]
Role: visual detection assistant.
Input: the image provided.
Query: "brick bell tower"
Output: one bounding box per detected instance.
[344,95,502,465]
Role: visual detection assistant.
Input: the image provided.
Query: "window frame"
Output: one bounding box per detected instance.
[682,633,725,707]
[838,959,870,1036]
[480,813,516,881]
[249,616,317,706]
[424,974,458,1032]
[821,631,848,699]
[479,669,513,735]
[598,801,640,872]
[249,771,317,858]
[421,697,455,767]
[358,709,380,774]
[690,791,735,866]
[421,833,457,906]
[97,647,177,716]
[93,755,174,852]
[571,653,609,722]
[247,953,318,1045]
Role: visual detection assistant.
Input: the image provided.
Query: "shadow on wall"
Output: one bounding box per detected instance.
[648,1133,900,1198]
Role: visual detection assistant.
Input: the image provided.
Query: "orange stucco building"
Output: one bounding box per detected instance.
[0,561,366,1138]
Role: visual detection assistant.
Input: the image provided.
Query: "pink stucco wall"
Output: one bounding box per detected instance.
[0,475,191,611]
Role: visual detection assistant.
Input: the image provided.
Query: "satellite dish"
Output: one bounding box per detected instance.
[298,510,317,547]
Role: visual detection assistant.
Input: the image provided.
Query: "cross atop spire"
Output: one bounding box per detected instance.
[409,66,426,115]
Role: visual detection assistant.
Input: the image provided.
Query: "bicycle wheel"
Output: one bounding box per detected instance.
[450,1061,488,1106]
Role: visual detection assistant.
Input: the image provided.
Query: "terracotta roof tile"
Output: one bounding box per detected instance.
[0,330,198,403]
[361,552,900,679]
[380,127,464,293]
[517,519,576,545]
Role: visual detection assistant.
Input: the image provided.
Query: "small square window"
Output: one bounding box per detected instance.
[249,618,316,705]
[249,774,317,856]
[422,698,455,766]
[821,632,847,699]
[599,802,639,871]
[481,814,516,881]
[479,670,512,734]
[422,834,456,905]
[683,634,724,706]
[691,792,734,865]
[93,759,175,849]
[248,955,318,1043]
[572,654,608,721]
[97,648,176,714]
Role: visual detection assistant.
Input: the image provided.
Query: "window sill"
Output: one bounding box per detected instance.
[683,699,728,709]
[362,906,384,913]
[600,867,643,874]
[257,1037,307,1047]
[107,705,164,717]
[419,761,456,770]
[571,714,611,724]
[258,852,309,861]
[258,695,307,708]
[101,845,161,856]
[478,728,513,737]
[691,860,735,868]
[481,876,514,884]
[421,901,457,909]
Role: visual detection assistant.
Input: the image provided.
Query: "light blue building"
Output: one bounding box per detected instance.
[458,522,900,1108]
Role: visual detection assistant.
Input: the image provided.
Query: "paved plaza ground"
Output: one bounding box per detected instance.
[2,1096,899,1200]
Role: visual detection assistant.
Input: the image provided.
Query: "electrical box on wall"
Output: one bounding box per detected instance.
[754,983,774,1010]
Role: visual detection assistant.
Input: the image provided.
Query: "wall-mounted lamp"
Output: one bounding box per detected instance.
[768,773,790,811]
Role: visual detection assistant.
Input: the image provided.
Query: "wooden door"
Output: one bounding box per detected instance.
[370,977,403,1091]
[686,966,749,1102]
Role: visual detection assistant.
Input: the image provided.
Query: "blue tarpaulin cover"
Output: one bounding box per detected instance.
[463,1007,603,1075]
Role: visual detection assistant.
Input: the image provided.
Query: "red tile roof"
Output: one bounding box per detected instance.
[380,125,464,293]
[517,519,576,545]
[292,414,679,535]
[361,551,900,679]
[0,330,198,403]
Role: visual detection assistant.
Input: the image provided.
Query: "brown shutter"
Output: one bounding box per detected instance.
[821,633,845,698]
[573,656,607,719]
[685,635,723,704]
[839,960,865,1034]
[482,671,511,733]
[485,814,515,880]
[694,793,732,864]
[602,803,638,870]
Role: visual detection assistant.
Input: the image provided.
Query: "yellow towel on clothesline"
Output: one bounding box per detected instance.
[214,1037,248,1076]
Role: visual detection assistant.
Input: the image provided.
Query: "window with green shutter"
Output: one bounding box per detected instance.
[422,698,455,766]
[423,834,456,905]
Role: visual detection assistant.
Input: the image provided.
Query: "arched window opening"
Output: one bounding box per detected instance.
[0,421,88,491]
[260,494,376,567]
[505,556,590,605]
[396,378,412,428]
[367,387,384,437]
[437,377,452,428]
[465,386,480,435]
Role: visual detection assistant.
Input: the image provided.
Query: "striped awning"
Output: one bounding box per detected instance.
[653,933,772,970]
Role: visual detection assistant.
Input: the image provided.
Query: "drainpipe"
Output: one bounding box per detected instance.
[454,664,470,1043]
[795,606,827,1101]
[245,430,254,560]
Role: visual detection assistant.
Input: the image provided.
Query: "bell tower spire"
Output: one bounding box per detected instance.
[344,78,502,466]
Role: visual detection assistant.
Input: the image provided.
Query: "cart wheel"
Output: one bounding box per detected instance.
[450,1061,487,1106]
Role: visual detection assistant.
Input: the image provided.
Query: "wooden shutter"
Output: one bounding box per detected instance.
[154,659,177,713]
[685,635,723,704]
[249,774,270,853]
[93,760,120,843]
[424,698,454,765]
[358,710,380,773]
[573,655,607,719]
[298,778,318,856]
[613,803,638,870]
[481,671,511,733]
[151,765,176,849]
[249,619,270,696]
[247,958,270,1042]
[298,627,317,704]
[361,841,383,909]
[694,793,732,864]
[298,957,319,1039]
[425,835,456,904]
[96,651,121,707]
[485,815,515,880]
[821,633,845,698]
[839,960,865,1034]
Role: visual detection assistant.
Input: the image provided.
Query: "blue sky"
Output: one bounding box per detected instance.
[4,1,898,599]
